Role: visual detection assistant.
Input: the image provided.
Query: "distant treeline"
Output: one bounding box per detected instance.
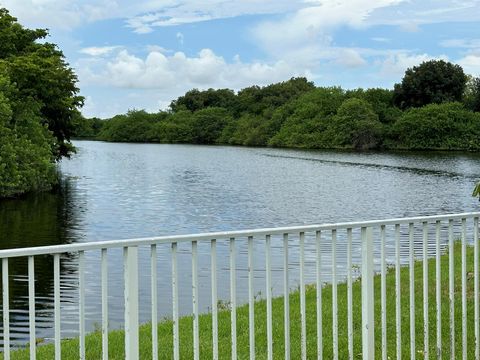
[74,60,480,151]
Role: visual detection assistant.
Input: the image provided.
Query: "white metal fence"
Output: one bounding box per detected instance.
[0,212,479,359]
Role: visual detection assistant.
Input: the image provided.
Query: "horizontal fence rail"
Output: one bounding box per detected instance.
[0,212,479,359]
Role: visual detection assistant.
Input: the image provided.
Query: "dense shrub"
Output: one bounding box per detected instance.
[269,87,345,147]
[393,102,480,150]
[0,79,57,197]
[98,110,166,142]
[220,114,270,146]
[190,107,232,144]
[327,98,383,150]
[71,114,103,138]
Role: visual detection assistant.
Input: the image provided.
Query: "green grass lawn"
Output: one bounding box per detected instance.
[3,243,477,359]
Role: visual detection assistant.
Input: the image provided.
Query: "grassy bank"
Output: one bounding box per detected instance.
[3,243,476,359]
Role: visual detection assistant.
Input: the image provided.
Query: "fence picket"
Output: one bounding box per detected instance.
[0,213,478,360]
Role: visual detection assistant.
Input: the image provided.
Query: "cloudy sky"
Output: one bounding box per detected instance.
[2,0,480,118]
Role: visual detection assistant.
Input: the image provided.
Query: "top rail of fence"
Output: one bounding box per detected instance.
[1,212,479,259]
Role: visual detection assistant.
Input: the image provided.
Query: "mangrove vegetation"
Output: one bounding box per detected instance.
[74,60,480,153]
[0,8,83,198]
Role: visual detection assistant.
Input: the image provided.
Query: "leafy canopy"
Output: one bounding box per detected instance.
[0,73,57,197]
[393,60,467,109]
[0,8,83,157]
[0,7,83,197]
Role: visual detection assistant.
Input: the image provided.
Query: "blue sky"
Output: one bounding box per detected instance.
[2,0,480,118]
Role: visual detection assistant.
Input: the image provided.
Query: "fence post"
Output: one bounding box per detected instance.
[361,227,374,360]
[124,246,139,360]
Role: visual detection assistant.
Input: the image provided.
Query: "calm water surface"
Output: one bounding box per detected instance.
[1,140,479,346]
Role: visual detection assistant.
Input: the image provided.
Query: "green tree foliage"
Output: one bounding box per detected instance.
[235,77,315,117]
[393,102,480,150]
[76,59,480,156]
[220,114,271,146]
[345,88,400,124]
[91,78,316,147]
[97,110,167,142]
[0,74,57,198]
[154,110,193,143]
[269,87,345,148]
[0,7,84,197]
[170,88,237,113]
[393,60,467,109]
[97,108,232,145]
[327,98,383,149]
[190,107,232,144]
[71,113,103,138]
[149,111,194,143]
[0,8,83,157]
[463,75,480,112]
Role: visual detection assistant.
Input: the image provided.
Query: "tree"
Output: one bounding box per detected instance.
[148,111,194,143]
[328,98,383,150]
[269,87,345,148]
[220,114,270,146]
[393,102,480,150]
[71,113,104,138]
[0,74,57,197]
[0,8,83,197]
[190,107,232,144]
[169,88,237,113]
[393,60,467,109]
[235,77,315,117]
[463,75,480,112]
[0,8,83,157]
[346,88,399,123]
[97,110,165,142]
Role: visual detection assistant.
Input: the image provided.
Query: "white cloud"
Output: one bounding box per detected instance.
[253,1,401,56]
[399,22,420,32]
[440,38,480,49]
[2,0,302,32]
[126,23,153,34]
[5,0,480,33]
[79,46,121,57]
[244,0,480,86]
[124,12,160,34]
[251,0,403,72]
[368,0,480,26]
[126,13,215,33]
[106,50,175,88]
[458,54,480,75]
[0,0,124,29]
[379,52,448,77]
[81,96,98,117]
[78,48,299,91]
[145,45,173,54]
[7,0,480,118]
[371,37,391,43]
[77,48,299,117]
[411,1,479,19]
[1,0,81,29]
[380,53,429,76]
[334,49,367,68]
[125,1,302,33]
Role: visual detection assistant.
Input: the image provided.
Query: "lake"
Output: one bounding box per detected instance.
[1,140,479,346]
